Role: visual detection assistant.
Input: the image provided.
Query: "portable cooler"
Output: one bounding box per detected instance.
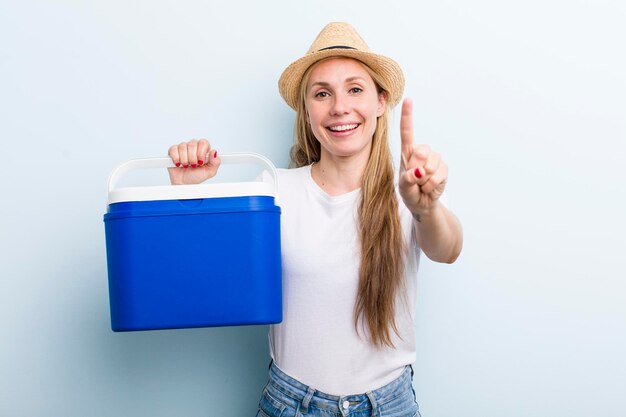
[103,153,282,331]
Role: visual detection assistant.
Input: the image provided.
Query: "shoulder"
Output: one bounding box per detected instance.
[277,165,310,178]
[258,165,311,197]
[276,165,310,189]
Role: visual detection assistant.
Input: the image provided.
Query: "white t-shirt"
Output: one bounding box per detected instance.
[268,165,421,395]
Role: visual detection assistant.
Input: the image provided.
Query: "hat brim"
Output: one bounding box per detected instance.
[278,49,405,111]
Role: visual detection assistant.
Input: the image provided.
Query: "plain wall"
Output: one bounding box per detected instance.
[1,1,624,416]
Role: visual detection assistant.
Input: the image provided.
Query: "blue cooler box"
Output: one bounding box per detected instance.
[103,153,282,331]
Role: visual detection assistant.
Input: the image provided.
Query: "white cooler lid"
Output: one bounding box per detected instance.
[108,181,275,204]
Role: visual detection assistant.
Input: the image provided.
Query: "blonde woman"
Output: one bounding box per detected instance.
[168,22,462,417]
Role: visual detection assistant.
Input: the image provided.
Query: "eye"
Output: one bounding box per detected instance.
[315,91,330,98]
[349,87,363,94]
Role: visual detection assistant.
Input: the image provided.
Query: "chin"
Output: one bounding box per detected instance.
[329,146,369,158]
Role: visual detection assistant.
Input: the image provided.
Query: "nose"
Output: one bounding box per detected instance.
[330,93,350,116]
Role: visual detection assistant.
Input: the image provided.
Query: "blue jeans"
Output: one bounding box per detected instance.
[256,363,422,417]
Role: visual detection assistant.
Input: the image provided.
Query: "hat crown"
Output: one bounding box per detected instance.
[306,22,370,54]
[279,22,404,111]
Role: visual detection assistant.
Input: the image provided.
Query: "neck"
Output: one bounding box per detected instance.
[312,148,370,196]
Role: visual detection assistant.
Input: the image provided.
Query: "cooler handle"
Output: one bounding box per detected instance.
[107,152,280,203]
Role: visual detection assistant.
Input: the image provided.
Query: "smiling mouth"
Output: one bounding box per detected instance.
[327,123,360,133]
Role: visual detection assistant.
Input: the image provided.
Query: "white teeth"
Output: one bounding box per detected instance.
[329,124,358,132]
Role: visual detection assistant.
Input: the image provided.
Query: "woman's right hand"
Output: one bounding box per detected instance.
[167,139,221,185]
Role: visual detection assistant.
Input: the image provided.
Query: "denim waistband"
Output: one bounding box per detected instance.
[266,362,413,415]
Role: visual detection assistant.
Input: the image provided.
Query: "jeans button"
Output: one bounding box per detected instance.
[342,400,349,410]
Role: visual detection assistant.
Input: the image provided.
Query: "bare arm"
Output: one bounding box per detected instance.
[413,201,463,263]
[398,98,463,263]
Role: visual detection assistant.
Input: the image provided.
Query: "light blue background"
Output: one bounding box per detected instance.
[1,1,625,416]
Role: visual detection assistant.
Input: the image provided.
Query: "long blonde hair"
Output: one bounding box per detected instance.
[290,59,406,348]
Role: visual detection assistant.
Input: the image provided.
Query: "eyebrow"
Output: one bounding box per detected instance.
[309,76,368,89]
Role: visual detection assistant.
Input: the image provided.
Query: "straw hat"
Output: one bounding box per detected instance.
[278,22,405,111]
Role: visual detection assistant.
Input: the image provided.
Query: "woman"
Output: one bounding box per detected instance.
[168,22,462,417]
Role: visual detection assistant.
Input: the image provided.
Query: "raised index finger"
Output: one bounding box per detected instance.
[400,98,414,167]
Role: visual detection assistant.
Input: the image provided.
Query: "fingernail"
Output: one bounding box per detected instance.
[191,164,197,168]
[213,150,218,158]
[175,162,181,167]
[414,168,422,178]
[183,165,189,168]
[198,160,204,166]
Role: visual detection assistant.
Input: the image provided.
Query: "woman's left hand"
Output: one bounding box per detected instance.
[398,98,448,217]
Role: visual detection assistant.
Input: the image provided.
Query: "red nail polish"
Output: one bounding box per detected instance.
[175,162,181,167]
[414,168,422,178]
[213,150,218,158]
[183,165,189,168]
[191,164,197,168]
[198,160,204,166]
